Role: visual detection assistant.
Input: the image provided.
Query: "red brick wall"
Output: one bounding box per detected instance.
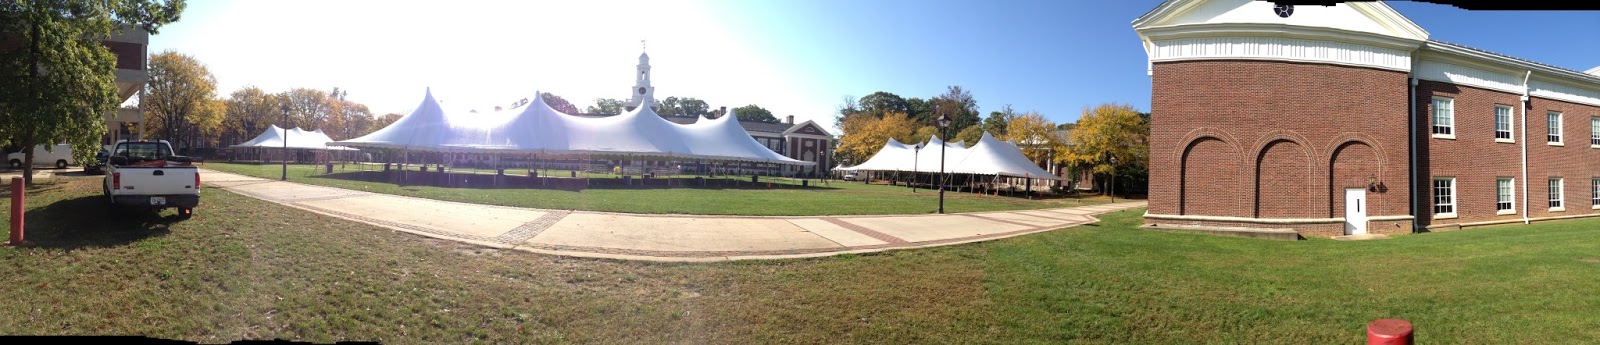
[1417,80,1600,226]
[1149,60,1411,226]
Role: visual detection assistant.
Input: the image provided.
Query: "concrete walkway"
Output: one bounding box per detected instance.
[200,169,1147,262]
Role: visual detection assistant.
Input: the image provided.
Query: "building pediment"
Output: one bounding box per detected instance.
[1134,0,1427,42]
[782,120,832,138]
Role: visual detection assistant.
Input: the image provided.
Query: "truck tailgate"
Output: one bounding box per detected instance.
[115,167,200,195]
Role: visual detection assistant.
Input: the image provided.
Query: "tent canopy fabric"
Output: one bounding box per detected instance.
[333,89,813,165]
[838,132,1059,180]
[230,125,356,151]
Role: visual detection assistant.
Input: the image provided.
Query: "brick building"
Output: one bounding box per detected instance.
[1133,0,1600,238]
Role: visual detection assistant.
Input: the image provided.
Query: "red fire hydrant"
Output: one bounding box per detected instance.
[1367,318,1413,345]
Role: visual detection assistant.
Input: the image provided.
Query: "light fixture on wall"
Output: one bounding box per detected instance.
[1367,174,1378,191]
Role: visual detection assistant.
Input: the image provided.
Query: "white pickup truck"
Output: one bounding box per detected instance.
[102,140,200,219]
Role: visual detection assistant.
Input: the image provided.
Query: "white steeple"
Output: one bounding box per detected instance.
[626,42,656,111]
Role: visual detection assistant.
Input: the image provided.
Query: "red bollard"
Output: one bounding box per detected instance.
[8,177,22,246]
[1367,318,1413,345]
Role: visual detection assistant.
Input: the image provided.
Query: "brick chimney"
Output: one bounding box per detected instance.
[785,115,794,124]
[718,106,727,118]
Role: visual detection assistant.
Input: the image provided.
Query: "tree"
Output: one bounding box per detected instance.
[731,104,778,123]
[541,92,578,114]
[369,113,403,134]
[833,111,915,165]
[953,124,984,147]
[1002,111,1058,164]
[905,97,932,124]
[857,91,908,117]
[221,86,278,147]
[144,50,222,151]
[910,125,940,145]
[1058,103,1149,195]
[1057,122,1077,130]
[655,96,710,118]
[585,98,625,115]
[677,97,711,117]
[283,88,330,130]
[0,0,185,184]
[930,85,980,131]
[983,104,1016,138]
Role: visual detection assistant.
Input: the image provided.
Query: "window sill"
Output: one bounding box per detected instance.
[1591,144,1600,149]
[1496,138,1515,144]
[1497,209,1517,215]
[1592,204,1600,210]
[1550,207,1566,212]
[1549,142,1564,147]
[1432,134,1455,140]
[1433,213,1458,220]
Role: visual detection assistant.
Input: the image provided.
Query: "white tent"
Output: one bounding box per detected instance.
[950,132,1058,179]
[333,89,813,166]
[842,132,1060,180]
[230,125,356,151]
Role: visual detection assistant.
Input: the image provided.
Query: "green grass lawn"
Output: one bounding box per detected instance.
[200,162,1103,216]
[2,178,1598,343]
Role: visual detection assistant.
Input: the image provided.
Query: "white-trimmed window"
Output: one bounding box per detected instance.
[1433,177,1456,217]
[1590,117,1600,147]
[1549,177,1564,210]
[1548,111,1563,144]
[1432,97,1454,137]
[1592,178,1600,208]
[1495,105,1513,142]
[1497,177,1515,214]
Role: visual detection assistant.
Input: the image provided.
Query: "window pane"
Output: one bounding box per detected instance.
[1550,178,1564,208]
[1498,178,1513,211]
[1433,178,1454,214]
[1496,106,1512,140]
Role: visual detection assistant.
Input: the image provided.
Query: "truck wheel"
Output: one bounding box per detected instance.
[56,160,67,169]
[7,160,18,169]
[178,207,193,220]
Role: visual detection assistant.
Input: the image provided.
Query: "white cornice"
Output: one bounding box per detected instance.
[1140,23,1424,51]
[1149,36,1413,72]
[1421,41,1600,88]
[1417,44,1600,107]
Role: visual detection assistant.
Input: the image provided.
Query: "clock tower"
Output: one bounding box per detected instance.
[625,50,656,111]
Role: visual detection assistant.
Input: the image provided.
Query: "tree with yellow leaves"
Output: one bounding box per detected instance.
[145,50,224,150]
[833,111,916,165]
[1058,103,1149,192]
[1002,111,1059,164]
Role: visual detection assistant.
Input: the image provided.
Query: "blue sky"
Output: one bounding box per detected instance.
[145,1,1600,133]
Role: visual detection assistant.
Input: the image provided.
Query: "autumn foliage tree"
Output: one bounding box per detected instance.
[1002,111,1059,164]
[221,86,279,147]
[834,111,915,165]
[144,50,223,151]
[542,93,579,114]
[1059,103,1149,193]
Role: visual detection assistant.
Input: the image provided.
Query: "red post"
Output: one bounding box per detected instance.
[8,177,22,246]
[1367,319,1413,345]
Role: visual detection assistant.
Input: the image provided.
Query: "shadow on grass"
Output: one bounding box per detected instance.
[18,195,182,250]
[309,170,846,191]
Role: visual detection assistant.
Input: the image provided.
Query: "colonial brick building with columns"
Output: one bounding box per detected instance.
[1133,0,1600,238]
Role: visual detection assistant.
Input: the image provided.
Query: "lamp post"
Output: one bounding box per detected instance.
[1108,155,1117,203]
[937,114,951,214]
[912,143,922,193]
[281,103,289,181]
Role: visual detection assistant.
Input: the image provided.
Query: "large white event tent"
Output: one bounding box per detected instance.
[232,125,357,151]
[836,132,1058,180]
[331,89,813,166]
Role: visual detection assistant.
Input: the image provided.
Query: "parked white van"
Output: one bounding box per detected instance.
[7,143,77,169]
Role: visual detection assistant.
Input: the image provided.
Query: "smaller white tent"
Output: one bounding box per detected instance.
[951,132,1058,179]
[841,132,1059,180]
[231,125,356,151]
